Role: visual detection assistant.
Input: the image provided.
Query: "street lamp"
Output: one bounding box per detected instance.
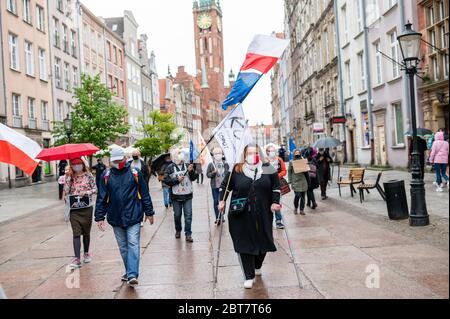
[397,22,429,227]
[63,114,73,143]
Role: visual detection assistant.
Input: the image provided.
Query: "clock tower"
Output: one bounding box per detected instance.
[193,0,225,111]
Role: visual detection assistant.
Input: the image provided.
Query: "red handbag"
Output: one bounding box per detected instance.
[280,177,291,196]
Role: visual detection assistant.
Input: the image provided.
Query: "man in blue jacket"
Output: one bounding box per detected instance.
[95,147,155,288]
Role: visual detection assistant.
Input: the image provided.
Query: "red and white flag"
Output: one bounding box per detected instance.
[0,123,42,176]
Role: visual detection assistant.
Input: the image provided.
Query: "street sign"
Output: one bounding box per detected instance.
[313,122,324,133]
[332,116,346,124]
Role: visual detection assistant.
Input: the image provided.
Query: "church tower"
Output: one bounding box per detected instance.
[192,0,225,104]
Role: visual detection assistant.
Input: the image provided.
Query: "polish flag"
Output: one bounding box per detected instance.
[0,123,42,176]
[222,34,289,110]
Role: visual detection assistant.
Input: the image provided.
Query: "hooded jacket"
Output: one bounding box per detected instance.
[430,132,449,164]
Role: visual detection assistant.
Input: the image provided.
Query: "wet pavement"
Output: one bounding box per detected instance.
[0,170,448,299]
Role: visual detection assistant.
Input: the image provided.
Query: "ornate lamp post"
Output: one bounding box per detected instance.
[63,114,73,143]
[397,22,429,227]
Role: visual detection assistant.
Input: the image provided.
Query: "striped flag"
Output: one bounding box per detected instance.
[222,35,289,110]
[0,123,42,176]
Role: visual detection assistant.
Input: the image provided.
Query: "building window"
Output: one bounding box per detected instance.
[36,5,45,32]
[429,29,437,53]
[118,49,123,67]
[356,0,363,33]
[53,18,60,48]
[7,0,17,14]
[57,0,64,12]
[41,101,48,121]
[64,62,70,91]
[71,30,77,57]
[345,61,352,97]
[54,58,61,88]
[443,54,449,79]
[438,0,446,21]
[12,94,21,116]
[113,46,118,64]
[432,56,439,81]
[62,24,69,53]
[106,41,111,61]
[341,4,348,44]
[25,41,34,76]
[23,0,31,24]
[427,6,435,26]
[73,66,78,87]
[389,30,399,78]
[374,41,383,85]
[57,100,63,121]
[387,0,398,9]
[393,102,404,146]
[38,48,46,81]
[28,97,35,119]
[9,33,20,71]
[127,63,132,81]
[358,51,366,91]
[360,101,370,147]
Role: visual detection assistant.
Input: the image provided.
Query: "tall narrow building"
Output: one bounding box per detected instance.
[192,0,226,131]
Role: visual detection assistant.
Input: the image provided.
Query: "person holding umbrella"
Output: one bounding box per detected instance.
[218,144,281,289]
[315,148,333,200]
[64,158,97,269]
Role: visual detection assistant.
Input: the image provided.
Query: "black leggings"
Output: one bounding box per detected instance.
[239,253,266,280]
[307,189,316,205]
[73,235,90,259]
[294,192,306,210]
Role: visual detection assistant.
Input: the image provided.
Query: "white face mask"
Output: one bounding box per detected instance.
[268,151,277,159]
[177,153,185,162]
[214,154,223,161]
[72,165,83,173]
[246,154,260,166]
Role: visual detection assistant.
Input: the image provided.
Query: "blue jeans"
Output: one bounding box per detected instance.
[173,199,193,236]
[434,163,449,185]
[113,223,141,280]
[163,187,171,207]
[211,188,221,220]
[275,211,283,224]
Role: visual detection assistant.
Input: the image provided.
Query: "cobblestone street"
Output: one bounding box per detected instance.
[0,169,448,299]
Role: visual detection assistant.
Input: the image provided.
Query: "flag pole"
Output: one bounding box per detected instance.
[214,125,248,284]
[185,103,241,176]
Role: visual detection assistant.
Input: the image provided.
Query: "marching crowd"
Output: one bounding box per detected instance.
[56,129,448,290]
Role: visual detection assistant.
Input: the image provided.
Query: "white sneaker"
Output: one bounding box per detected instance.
[255,268,262,276]
[243,279,254,289]
[140,222,144,227]
[436,187,444,192]
[433,182,438,187]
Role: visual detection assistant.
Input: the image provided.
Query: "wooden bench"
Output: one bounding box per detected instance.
[337,168,365,197]
[357,172,386,203]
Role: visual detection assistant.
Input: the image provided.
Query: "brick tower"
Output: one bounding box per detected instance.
[193,0,225,130]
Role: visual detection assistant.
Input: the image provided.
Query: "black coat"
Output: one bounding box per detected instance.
[220,164,281,255]
[315,152,333,183]
[92,163,106,186]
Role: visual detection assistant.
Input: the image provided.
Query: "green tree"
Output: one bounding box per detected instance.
[52,74,129,150]
[134,110,183,159]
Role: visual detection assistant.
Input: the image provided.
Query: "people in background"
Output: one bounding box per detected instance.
[207,147,229,225]
[92,158,107,189]
[429,131,449,192]
[315,148,333,200]
[129,150,150,186]
[288,149,310,215]
[164,148,198,242]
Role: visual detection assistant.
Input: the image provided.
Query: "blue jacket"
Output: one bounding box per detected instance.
[95,163,155,228]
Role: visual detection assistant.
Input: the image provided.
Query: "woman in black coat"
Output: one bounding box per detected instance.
[315,148,333,200]
[219,144,281,289]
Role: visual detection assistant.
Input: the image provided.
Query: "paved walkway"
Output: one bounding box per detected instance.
[0,174,448,299]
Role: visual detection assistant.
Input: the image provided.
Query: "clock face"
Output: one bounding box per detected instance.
[197,13,212,30]
[217,17,222,32]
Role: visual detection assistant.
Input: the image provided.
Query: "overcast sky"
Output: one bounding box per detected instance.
[82,0,285,125]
